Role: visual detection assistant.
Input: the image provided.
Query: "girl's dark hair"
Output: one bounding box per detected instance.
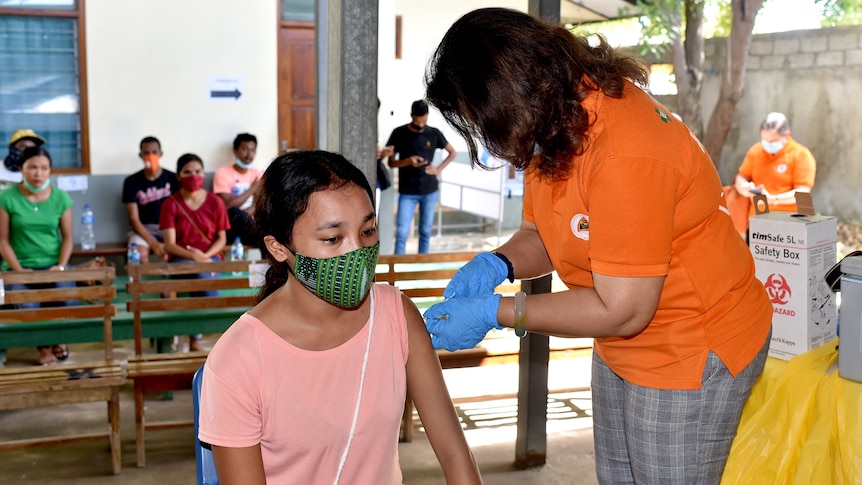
[425,7,648,180]
[20,146,52,167]
[253,150,374,301]
[176,153,203,173]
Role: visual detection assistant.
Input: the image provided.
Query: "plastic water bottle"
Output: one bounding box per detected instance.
[230,236,245,275]
[80,204,96,250]
[231,180,242,196]
[127,242,141,264]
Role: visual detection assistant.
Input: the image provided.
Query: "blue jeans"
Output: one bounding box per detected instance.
[169,257,220,297]
[395,191,438,254]
[170,257,220,340]
[10,266,77,309]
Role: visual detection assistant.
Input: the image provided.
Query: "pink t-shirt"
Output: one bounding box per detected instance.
[213,165,262,211]
[199,284,409,484]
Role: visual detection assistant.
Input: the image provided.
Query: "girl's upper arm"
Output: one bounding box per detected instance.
[404,294,444,390]
[212,444,266,485]
[403,294,483,483]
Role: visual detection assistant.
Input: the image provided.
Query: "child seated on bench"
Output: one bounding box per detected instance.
[198,150,481,484]
[159,153,230,351]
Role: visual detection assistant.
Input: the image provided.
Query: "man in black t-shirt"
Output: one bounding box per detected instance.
[386,100,456,254]
[121,136,179,262]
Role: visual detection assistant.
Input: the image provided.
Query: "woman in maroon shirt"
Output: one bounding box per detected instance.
[159,153,230,350]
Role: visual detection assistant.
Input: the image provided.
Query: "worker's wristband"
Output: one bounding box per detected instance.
[514,290,527,338]
[492,252,515,283]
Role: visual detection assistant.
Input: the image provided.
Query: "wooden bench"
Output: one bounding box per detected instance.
[0,267,124,474]
[71,242,129,259]
[0,252,580,452]
[0,275,249,368]
[376,252,539,442]
[125,260,259,467]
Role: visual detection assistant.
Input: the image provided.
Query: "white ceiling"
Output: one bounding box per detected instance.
[560,0,639,24]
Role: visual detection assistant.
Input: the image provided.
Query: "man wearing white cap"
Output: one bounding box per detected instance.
[3,129,46,190]
[734,112,816,219]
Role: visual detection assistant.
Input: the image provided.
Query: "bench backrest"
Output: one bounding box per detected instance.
[375,252,480,300]
[0,267,117,360]
[125,261,259,355]
[124,253,516,354]
[375,252,521,306]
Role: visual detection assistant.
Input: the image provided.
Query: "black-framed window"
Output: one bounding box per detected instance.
[0,0,88,172]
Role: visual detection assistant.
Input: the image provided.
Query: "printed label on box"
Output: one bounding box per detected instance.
[749,212,838,360]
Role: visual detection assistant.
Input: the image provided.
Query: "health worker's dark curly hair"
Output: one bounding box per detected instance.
[425,7,648,180]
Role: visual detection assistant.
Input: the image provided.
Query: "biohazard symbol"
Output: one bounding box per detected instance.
[765,273,791,305]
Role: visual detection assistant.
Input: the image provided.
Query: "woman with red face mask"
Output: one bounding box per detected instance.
[159,153,231,351]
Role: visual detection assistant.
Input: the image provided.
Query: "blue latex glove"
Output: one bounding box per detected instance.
[444,252,508,299]
[424,294,502,351]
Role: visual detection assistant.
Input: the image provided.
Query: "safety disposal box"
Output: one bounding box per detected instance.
[749,212,838,360]
[839,256,862,382]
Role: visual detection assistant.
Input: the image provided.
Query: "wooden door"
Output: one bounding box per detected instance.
[278,23,315,151]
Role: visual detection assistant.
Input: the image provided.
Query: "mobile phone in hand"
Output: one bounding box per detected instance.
[749,187,762,195]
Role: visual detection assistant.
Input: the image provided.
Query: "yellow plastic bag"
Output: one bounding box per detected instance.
[721,339,862,484]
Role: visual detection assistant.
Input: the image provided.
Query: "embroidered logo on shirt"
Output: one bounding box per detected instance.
[655,108,669,123]
[776,163,788,174]
[571,214,590,241]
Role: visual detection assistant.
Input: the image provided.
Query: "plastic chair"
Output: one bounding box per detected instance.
[193,364,220,485]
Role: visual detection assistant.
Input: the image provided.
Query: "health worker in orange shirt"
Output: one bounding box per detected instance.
[734,112,816,215]
[422,8,772,485]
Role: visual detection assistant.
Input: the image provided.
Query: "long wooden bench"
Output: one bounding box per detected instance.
[125,260,259,467]
[0,267,124,474]
[0,252,583,451]
[0,275,247,367]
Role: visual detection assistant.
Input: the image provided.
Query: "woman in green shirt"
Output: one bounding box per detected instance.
[0,146,75,365]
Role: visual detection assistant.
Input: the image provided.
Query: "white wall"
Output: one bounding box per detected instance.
[383,1,524,153]
[86,0,279,175]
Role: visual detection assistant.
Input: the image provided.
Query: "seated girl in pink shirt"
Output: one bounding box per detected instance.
[198,150,482,484]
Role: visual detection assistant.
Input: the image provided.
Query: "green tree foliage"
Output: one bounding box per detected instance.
[817,0,862,26]
[570,0,860,172]
[634,0,684,58]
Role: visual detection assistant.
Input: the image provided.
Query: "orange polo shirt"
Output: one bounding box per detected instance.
[738,136,816,215]
[523,81,772,390]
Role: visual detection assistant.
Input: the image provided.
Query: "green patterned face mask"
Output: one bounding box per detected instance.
[293,242,379,308]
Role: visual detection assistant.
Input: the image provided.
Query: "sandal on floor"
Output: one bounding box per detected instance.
[37,346,56,366]
[52,344,70,361]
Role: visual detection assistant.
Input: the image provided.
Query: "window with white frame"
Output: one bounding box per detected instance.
[0,0,87,172]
